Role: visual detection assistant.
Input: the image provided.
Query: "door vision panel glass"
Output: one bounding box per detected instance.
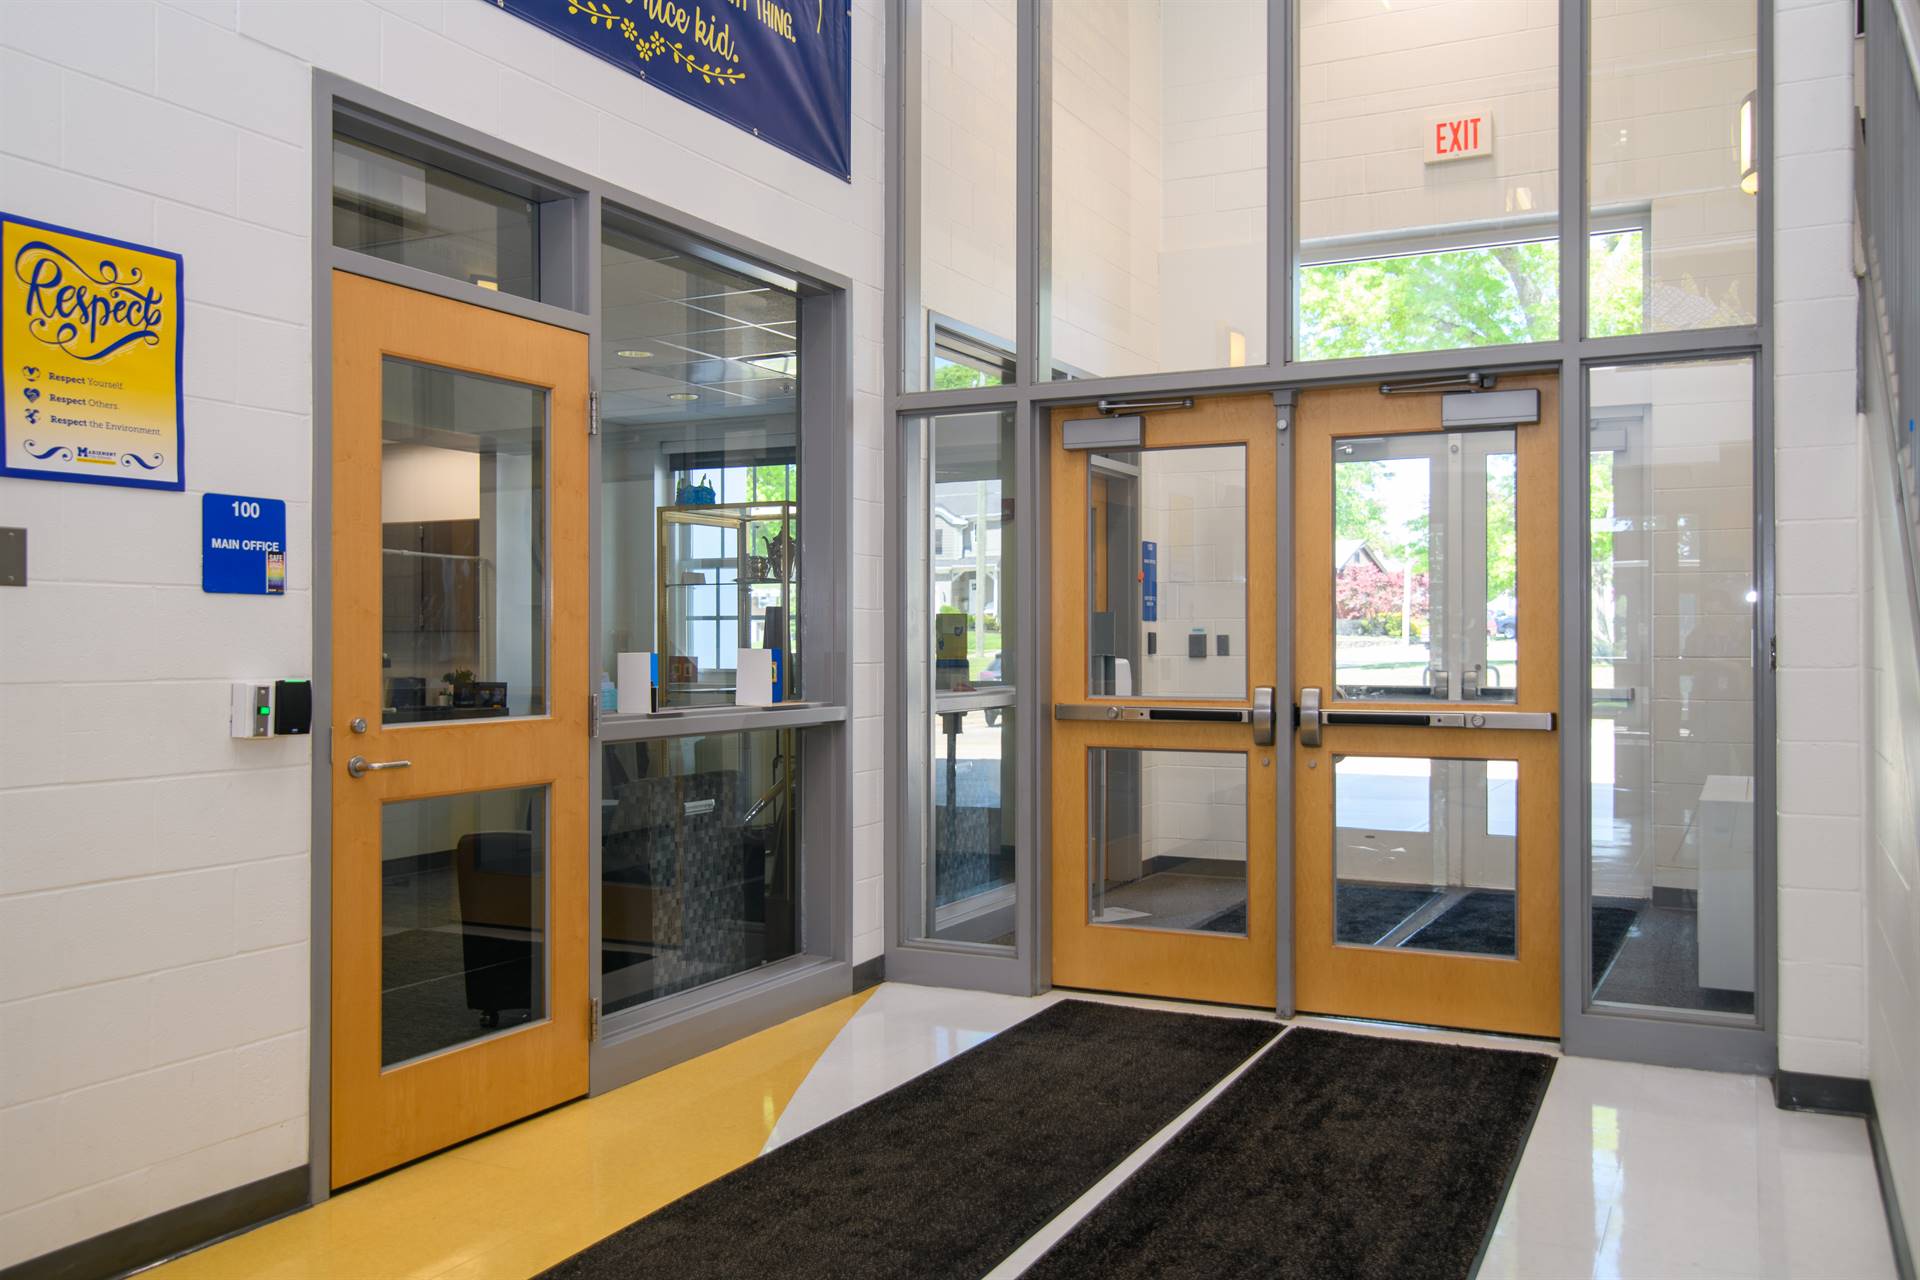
[1293,378,1561,1037]
[1089,747,1249,935]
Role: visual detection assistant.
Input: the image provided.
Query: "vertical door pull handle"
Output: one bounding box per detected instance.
[1252,687,1276,746]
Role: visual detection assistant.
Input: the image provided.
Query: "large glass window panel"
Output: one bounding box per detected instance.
[933,413,1014,694]
[1089,748,1248,934]
[1334,756,1518,956]
[600,730,800,1013]
[382,787,548,1066]
[908,409,1018,948]
[1088,444,1247,701]
[1049,0,1268,380]
[915,0,1018,391]
[928,708,1018,944]
[600,218,801,711]
[1588,358,1756,1017]
[1295,0,1560,359]
[1588,0,1758,335]
[334,135,540,300]
[380,360,547,724]
[1333,429,1517,703]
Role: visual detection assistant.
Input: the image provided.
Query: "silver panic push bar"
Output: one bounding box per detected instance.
[1056,686,1278,747]
[1295,686,1552,747]
[1318,709,1554,729]
[1055,704,1250,723]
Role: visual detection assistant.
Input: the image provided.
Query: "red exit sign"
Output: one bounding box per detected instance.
[1425,109,1494,163]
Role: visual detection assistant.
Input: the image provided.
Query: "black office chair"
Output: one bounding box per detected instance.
[452,830,540,1028]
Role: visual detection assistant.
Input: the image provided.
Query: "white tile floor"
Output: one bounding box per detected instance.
[776,985,1899,1280]
[1484,1055,1896,1279]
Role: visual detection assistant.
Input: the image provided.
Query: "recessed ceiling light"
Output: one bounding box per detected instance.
[616,349,653,359]
[669,392,700,401]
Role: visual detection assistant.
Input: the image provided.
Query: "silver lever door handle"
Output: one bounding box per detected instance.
[1297,688,1322,747]
[347,755,411,778]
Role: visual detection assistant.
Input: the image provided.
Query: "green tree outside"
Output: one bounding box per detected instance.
[1320,229,1645,607]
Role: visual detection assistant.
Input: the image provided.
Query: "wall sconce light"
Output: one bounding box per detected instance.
[1226,328,1247,368]
[1738,91,1759,196]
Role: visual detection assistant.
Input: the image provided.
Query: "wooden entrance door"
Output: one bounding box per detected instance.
[1291,375,1561,1037]
[1048,393,1279,1008]
[329,271,590,1186]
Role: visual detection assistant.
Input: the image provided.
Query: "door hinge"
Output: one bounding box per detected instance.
[589,995,600,1043]
[589,689,600,737]
[589,391,601,436]
[1769,634,1778,671]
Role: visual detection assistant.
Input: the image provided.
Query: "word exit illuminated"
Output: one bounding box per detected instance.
[1425,110,1494,164]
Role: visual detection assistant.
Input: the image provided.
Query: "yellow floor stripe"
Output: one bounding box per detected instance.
[152,988,876,1280]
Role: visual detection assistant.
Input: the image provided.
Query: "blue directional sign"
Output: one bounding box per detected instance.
[1142,540,1158,622]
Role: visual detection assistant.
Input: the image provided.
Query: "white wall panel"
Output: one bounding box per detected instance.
[1771,0,1866,1076]
[1863,230,1920,1250]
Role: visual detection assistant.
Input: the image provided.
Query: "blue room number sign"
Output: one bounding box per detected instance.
[202,493,288,596]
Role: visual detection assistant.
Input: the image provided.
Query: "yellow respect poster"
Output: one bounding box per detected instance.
[2,213,184,491]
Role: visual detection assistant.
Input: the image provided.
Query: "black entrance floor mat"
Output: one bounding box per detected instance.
[536,999,1279,1280]
[1022,1027,1555,1280]
[1403,889,1639,978]
[1197,882,1440,942]
[1336,882,1444,944]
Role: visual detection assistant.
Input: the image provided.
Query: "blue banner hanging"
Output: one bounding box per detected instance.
[491,0,852,181]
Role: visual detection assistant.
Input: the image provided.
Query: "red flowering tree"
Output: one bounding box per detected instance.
[1336,560,1429,637]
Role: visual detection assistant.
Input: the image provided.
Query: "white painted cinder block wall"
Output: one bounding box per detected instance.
[1860,0,1920,1246]
[1771,0,1870,1078]
[1862,305,1920,1254]
[0,0,888,1266]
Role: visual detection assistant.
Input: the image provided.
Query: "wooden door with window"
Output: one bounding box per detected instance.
[1291,376,1560,1037]
[1049,393,1279,1008]
[329,271,589,1186]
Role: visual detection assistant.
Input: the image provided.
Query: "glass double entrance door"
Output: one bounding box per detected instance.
[1048,378,1561,1036]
